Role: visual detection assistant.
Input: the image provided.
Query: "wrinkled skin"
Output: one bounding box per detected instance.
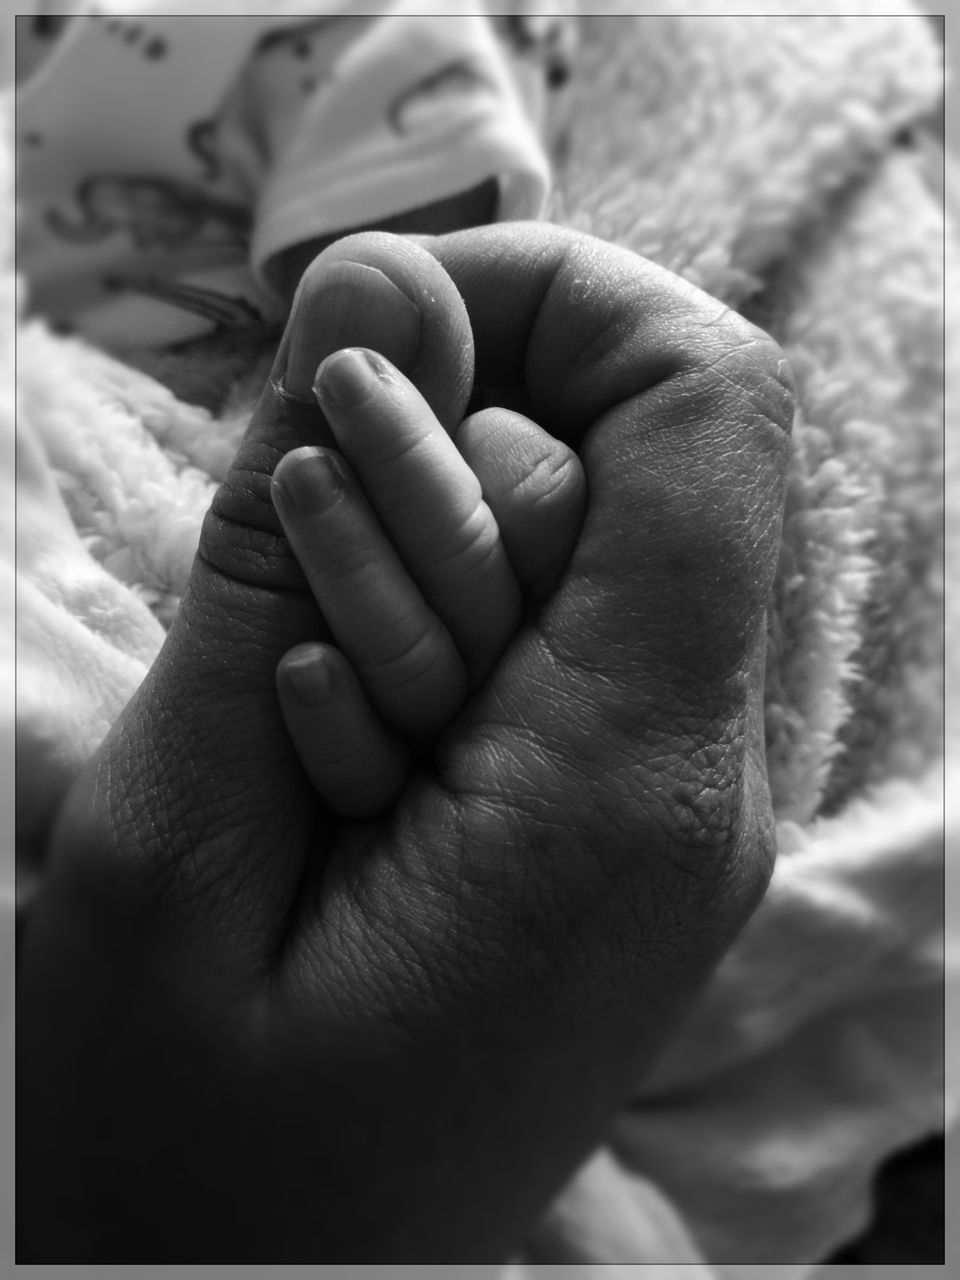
[18,226,793,1262]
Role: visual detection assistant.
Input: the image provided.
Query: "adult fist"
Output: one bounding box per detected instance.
[18,225,792,1262]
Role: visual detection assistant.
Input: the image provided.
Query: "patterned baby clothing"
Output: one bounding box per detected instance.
[17,3,561,347]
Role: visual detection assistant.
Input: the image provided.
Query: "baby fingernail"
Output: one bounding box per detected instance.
[283,650,332,707]
[314,347,389,410]
[272,447,346,514]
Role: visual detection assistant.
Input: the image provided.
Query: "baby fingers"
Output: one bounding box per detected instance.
[271,447,467,741]
[312,347,522,685]
[455,407,586,603]
[276,643,413,818]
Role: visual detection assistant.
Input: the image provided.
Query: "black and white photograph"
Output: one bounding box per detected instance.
[6,3,953,1272]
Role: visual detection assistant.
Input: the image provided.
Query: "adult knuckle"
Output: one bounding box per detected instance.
[199,456,307,592]
[645,315,792,631]
[637,723,751,877]
[688,309,795,438]
[641,718,777,921]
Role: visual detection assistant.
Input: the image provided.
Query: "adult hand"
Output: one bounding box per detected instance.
[18,225,792,1262]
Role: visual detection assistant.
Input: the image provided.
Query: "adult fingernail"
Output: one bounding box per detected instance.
[281,261,421,400]
[314,348,391,410]
[271,447,347,514]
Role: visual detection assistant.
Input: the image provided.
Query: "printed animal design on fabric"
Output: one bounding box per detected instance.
[185,120,226,185]
[46,176,251,251]
[187,16,372,183]
[496,12,576,88]
[254,14,365,58]
[101,273,265,329]
[90,14,171,62]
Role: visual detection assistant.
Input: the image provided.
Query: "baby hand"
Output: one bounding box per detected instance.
[271,346,585,817]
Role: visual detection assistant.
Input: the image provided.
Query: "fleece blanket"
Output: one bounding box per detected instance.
[8,3,955,1271]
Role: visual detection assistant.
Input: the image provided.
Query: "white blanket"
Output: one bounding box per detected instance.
[8,4,955,1269]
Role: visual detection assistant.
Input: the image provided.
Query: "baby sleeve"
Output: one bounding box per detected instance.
[234,7,551,299]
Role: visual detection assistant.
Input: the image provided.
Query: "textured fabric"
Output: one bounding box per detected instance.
[7,4,952,1270]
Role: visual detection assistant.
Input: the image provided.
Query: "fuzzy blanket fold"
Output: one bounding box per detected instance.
[8,4,954,1271]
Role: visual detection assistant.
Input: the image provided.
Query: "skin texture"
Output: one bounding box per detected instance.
[271,349,587,816]
[17,225,793,1263]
